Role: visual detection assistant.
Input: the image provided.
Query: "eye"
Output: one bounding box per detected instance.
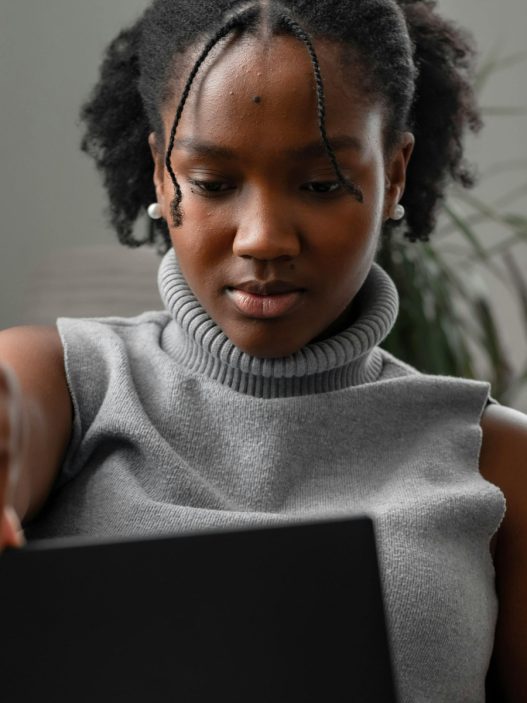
[303,178,364,203]
[302,181,342,195]
[188,178,234,195]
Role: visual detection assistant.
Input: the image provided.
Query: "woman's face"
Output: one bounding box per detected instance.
[151,34,413,358]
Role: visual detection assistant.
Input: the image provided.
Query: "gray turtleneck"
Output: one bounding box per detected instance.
[27,250,505,702]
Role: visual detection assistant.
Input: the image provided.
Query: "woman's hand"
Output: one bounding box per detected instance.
[0,363,26,551]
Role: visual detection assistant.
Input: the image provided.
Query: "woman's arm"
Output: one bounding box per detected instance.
[480,404,527,702]
[0,326,72,541]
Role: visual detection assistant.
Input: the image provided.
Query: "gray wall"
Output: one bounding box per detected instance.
[1,1,526,404]
[0,0,150,327]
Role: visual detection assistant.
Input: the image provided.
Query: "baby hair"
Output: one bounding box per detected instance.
[80,0,481,251]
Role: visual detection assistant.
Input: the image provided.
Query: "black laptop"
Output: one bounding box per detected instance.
[0,516,398,702]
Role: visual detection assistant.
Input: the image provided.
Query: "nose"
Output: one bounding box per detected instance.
[232,191,301,261]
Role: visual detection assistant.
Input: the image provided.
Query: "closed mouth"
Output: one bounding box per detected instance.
[226,287,305,319]
[228,280,304,296]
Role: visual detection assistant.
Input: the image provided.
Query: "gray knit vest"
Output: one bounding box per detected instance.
[27,249,506,702]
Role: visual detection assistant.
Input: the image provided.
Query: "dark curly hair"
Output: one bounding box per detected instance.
[80,0,482,251]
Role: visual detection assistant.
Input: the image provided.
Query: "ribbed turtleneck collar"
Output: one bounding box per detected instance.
[158,249,399,398]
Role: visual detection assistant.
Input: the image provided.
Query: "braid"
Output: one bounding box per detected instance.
[278,16,364,203]
[282,0,481,242]
[81,0,482,248]
[165,7,260,227]
[164,4,366,227]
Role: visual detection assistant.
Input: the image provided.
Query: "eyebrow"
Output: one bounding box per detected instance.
[172,134,363,160]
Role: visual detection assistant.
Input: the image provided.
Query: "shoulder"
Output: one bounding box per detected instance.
[0,324,68,403]
[57,310,170,339]
[0,324,64,370]
[480,403,527,701]
[378,348,420,379]
[480,403,527,490]
[56,312,173,408]
[57,311,171,358]
[480,402,527,556]
[0,323,62,346]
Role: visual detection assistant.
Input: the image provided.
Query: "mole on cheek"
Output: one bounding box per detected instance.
[252,95,262,104]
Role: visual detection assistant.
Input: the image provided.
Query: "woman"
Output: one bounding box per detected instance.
[0,0,525,699]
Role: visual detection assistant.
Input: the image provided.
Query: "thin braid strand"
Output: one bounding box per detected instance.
[279,16,364,204]
[165,9,258,226]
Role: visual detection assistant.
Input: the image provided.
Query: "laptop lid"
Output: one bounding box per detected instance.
[0,516,398,702]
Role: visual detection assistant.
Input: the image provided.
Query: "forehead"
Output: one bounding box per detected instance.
[162,34,383,155]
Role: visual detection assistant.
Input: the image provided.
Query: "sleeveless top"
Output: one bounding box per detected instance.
[26,249,506,702]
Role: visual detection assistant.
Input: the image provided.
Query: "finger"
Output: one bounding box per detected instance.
[0,364,23,505]
[0,506,25,551]
[0,435,10,510]
[0,405,10,509]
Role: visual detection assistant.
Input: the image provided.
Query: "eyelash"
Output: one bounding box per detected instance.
[188,179,233,194]
[304,182,342,195]
[187,178,361,199]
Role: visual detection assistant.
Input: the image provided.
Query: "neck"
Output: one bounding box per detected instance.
[158,248,399,398]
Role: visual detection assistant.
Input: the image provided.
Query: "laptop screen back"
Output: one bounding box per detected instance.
[0,516,398,702]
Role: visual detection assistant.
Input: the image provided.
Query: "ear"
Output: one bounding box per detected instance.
[148,132,167,209]
[383,132,415,221]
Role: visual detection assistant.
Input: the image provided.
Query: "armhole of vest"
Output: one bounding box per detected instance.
[51,318,85,492]
[476,383,507,541]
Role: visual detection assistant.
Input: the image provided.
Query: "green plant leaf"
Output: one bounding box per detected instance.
[472,295,514,396]
[377,45,527,407]
[502,252,527,335]
[442,204,488,258]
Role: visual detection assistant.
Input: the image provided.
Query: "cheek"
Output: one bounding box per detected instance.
[307,156,386,237]
[163,181,216,256]
[169,226,213,268]
[308,196,383,267]
[167,216,231,300]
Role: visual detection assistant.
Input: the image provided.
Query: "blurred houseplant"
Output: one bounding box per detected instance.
[379,49,527,406]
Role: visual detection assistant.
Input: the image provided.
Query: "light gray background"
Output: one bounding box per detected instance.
[1,1,526,406]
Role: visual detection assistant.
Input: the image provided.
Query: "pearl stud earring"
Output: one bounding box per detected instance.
[147,203,163,220]
[392,204,405,221]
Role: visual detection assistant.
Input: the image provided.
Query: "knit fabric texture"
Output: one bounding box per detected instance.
[27,249,506,702]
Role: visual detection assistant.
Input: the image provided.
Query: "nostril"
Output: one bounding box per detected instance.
[232,228,301,261]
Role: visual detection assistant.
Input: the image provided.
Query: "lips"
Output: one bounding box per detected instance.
[226,280,305,319]
[232,280,302,296]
